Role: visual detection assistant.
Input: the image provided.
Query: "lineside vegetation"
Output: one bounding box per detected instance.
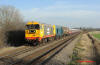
[0,5,25,47]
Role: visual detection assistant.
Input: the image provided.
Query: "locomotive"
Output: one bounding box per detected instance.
[25,21,70,45]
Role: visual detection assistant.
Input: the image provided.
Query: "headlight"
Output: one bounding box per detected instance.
[30,30,36,33]
[25,30,29,33]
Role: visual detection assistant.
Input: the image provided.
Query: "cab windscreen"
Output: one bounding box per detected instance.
[26,24,40,29]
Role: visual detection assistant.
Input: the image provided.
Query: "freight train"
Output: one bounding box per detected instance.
[25,21,76,45]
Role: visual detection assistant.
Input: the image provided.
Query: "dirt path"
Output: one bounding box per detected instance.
[69,34,96,65]
[79,34,96,65]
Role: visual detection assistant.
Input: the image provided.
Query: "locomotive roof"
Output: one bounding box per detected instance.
[26,21,53,26]
[26,21,39,25]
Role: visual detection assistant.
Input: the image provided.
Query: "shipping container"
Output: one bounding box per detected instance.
[55,25,63,38]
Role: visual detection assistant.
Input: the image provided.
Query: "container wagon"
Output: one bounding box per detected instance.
[62,27,70,36]
[55,25,63,39]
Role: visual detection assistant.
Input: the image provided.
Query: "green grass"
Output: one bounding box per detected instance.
[92,34,100,39]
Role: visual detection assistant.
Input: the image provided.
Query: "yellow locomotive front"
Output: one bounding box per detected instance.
[25,22,43,44]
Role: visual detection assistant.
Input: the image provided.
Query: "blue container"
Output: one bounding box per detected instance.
[55,25,63,38]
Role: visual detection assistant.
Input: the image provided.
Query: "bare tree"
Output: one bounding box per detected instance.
[0,5,25,31]
[0,5,25,47]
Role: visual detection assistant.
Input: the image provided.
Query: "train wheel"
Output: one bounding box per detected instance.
[50,37,52,41]
[45,38,48,43]
[33,42,38,46]
[52,37,55,41]
[42,39,45,44]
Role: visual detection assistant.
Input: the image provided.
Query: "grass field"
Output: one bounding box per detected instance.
[92,34,100,39]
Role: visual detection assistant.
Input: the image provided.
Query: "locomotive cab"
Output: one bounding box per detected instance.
[26,24,40,33]
[25,22,42,43]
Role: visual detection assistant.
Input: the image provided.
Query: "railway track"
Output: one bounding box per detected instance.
[0,47,34,64]
[0,37,63,62]
[29,35,77,65]
[0,33,80,65]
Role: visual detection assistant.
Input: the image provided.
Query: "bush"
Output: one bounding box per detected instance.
[0,5,25,47]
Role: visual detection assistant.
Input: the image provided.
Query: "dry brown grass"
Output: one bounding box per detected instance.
[69,34,96,65]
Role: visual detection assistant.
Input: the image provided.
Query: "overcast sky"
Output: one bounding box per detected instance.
[0,0,100,28]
